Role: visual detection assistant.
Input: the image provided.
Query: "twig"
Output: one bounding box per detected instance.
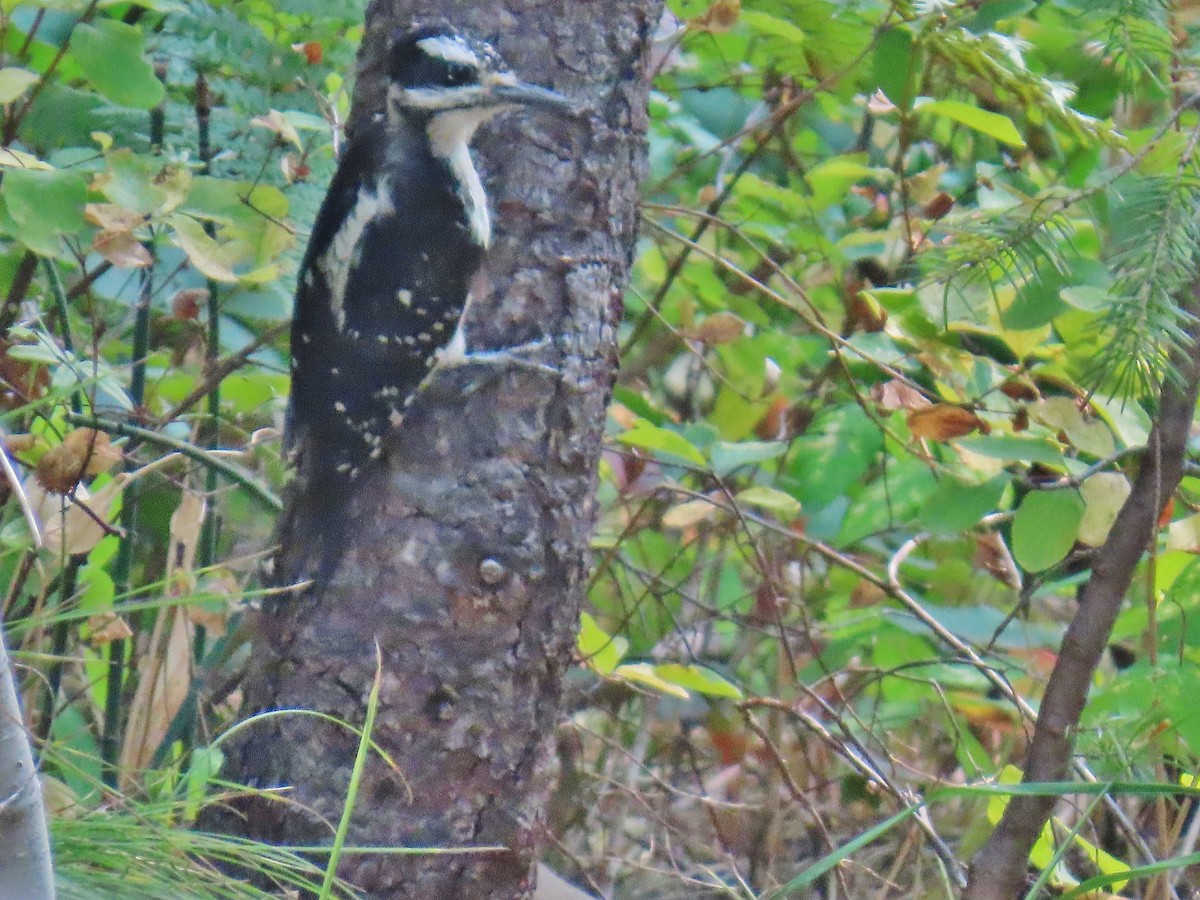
[0,440,40,549]
[153,320,289,428]
[740,697,967,888]
[64,413,281,512]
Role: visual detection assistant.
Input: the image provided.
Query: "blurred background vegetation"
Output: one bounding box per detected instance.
[3,0,1200,896]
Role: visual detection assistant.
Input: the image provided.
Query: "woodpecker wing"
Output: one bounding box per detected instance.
[286,119,485,478]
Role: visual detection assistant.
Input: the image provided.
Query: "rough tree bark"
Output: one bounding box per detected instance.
[204,2,660,898]
[966,288,1200,897]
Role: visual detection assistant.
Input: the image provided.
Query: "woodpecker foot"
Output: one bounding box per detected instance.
[438,335,559,376]
[412,337,559,405]
[453,336,556,374]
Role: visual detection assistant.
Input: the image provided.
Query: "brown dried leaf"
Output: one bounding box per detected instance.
[27,477,123,555]
[279,153,310,184]
[5,433,36,454]
[0,341,49,411]
[871,379,931,412]
[84,202,144,232]
[850,579,887,607]
[907,404,983,441]
[609,403,639,431]
[922,191,954,220]
[866,89,897,115]
[93,229,152,269]
[41,775,81,819]
[184,595,229,638]
[37,429,120,493]
[690,0,740,32]
[686,312,744,344]
[1000,377,1039,401]
[68,428,120,475]
[119,607,193,784]
[167,490,206,597]
[974,531,1021,590]
[170,287,208,320]
[87,611,133,646]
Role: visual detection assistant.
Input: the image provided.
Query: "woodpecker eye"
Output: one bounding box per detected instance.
[445,64,476,87]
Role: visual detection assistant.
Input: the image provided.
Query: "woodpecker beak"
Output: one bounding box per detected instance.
[487,77,575,114]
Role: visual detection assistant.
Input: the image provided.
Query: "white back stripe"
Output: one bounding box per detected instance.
[320,181,396,330]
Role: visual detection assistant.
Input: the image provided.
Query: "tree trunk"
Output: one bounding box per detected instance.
[204,2,659,898]
[0,625,54,899]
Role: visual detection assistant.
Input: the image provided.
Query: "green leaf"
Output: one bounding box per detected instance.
[789,405,883,507]
[97,150,191,215]
[577,613,627,676]
[71,21,164,110]
[871,27,913,103]
[921,475,1009,536]
[1060,285,1110,312]
[740,10,806,44]
[806,154,873,210]
[1035,398,1115,458]
[652,664,743,699]
[710,440,787,476]
[50,705,102,802]
[735,485,801,518]
[617,422,706,467]
[957,435,1065,466]
[183,745,224,821]
[0,67,38,104]
[185,176,288,225]
[77,567,115,612]
[2,168,87,256]
[1012,490,1085,572]
[916,98,1026,147]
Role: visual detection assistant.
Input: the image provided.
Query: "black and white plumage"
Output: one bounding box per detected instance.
[286,25,572,479]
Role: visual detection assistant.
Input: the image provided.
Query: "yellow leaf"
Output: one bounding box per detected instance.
[171,215,240,282]
[0,147,51,170]
[250,109,303,150]
[661,498,718,529]
[614,663,690,699]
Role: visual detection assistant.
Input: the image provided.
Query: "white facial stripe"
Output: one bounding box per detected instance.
[426,106,500,154]
[417,35,480,68]
[423,107,495,249]
[394,85,492,111]
[483,71,518,88]
[448,142,490,248]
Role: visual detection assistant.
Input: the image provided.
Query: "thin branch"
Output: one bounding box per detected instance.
[153,320,289,428]
[965,285,1200,898]
[64,413,282,512]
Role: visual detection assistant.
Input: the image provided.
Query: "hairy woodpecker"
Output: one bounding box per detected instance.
[286,25,572,479]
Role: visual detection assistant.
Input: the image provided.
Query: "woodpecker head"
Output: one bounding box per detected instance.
[386,25,572,151]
